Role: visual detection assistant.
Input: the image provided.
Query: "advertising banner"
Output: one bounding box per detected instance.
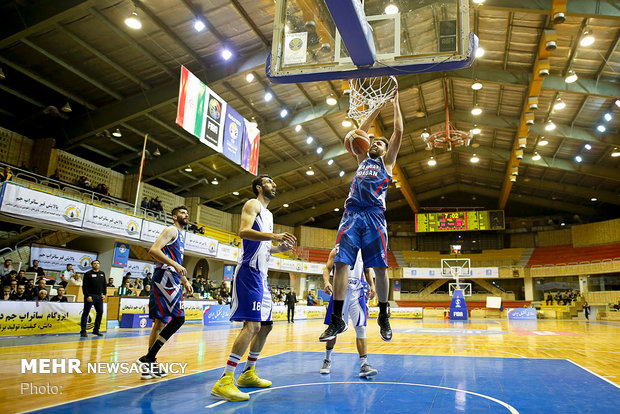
[30,244,97,273]
[202,88,227,153]
[0,301,107,336]
[221,106,244,165]
[0,182,84,228]
[83,205,142,239]
[185,232,219,257]
[113,242,130,267]
[140,220,168,243]
[280,259,303,272]
[368,307,423,319]
[402,267,499,279]
[223,264,234,281]
[507,308,537,320]
[202,304,230,325]
[216,244,239,262]
[125,259,156,278]
[118,298,208,321]
[268,256,281,270]
[303,262,325,275]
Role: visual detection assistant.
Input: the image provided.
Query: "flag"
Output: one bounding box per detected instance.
[176,66,206,139]
[242,119,260,175]
[222,106,244,165]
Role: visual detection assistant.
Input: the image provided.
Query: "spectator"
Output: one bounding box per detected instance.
[2,286,11,300]
[8,280,17,294]
[545,292,553,306]
[554,291,562,305]
[134,278,143,291]
[583,302,591,320]
[143,272,152,287]
[139,284,151,297]
[0,259,12,278]
[141,197,149,210]
[26,260,46,278]
[562,291,569,305]
[59,264,74,288]
[285,288,297,323]
[118,280,133,296]
[10,285,28,301]
[49,169,61,181]
[2,270,17,287]
[77,176,88,188]
[0,165,13,182]
[192,277,203,294]
[106,278,115,288]
[24,279,36,300]
[50,287,68,302]
[16,270,26,285]
[147,198,156,211]
[123,272,132,284]
[67,273,83,287]
[307,291,315,306]
[36,288,49,302]
[34,279,48,296]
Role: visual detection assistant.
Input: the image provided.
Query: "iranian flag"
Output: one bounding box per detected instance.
[176,66,206,139]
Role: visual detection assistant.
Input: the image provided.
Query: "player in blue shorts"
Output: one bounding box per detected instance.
[320,90,402,343]
[137,205,193,380]
[320,248,378,378]
[211,175,296,402]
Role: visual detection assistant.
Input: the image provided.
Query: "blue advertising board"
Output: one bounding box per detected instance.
[507,307,537,320]
[113,242,130,267]
[120,313,153,328]
[449,289,468,320]
[202,304,231,325]
[223,264,234,281]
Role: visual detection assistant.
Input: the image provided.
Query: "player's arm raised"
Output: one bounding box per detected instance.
[240,199,296,245]
[383,91,403,171]
[149,227,186,277]
[322,248,336,295]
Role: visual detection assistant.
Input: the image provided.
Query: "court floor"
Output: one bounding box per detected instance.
[0,318,618,413]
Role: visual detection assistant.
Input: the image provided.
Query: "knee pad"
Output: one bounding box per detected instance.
[354,325,366,339]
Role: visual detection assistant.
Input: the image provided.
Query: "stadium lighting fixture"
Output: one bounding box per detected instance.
[295,124,302,132]
[553,98,566,110]
[246,73,254,83]
[471,81,483,90]
[326,94,338,106]
[125,11,142,29]
[538,138,548,146]
[283,204,289,208]
[342,118,352,127]
[112,129,122,137]
[471,105,482,115]
[597,125,606,133]
[545,120,556,131]
[327,159,334,166]
[565,70,578,83]
[475,47,485,58]
[604,113,612,122]
[612,148,620,157]
[280,108,289,118]
[232,191,240,196]
[221,49,232,61]
[339,170,345,177]
[316,146,323,154]
[574,155,583,163]
[306,136,314,144]
[385,4,399,14]
[470,154,480,163]
[590,197,597,202]
[306,168,315,176]
[427,157,437,166]
[584,144,592,150]
[532,152,541,161]
[471,126,481,134]
[184,165,192,172]
[580,30,595,47]
[193,19,206,32]
[264,91,273,102]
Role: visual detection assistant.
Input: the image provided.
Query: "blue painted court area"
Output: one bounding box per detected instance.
[36,352,619,414]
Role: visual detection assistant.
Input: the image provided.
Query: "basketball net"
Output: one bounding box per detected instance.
[348,76,398,122]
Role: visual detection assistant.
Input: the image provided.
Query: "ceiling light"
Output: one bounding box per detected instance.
[561,222,566,226]
[193,19,206,32]
[427,157,437,166]
[326,94,337,106]
[246,73,255,83]
[316,146,323,154]
[616,100,620,108]
[385,4,399,14]
[184,165,192,172]
[475,47,485,58]
[421,130,430,139]
[574,155,582,163]
[306,136,313,144]
[470,154,480,163]
[553,98,566,111]
[538,138,548,146]
[532,152,541,161]
[471,81,483,90]
[232,191,240,195]
[61,101,72,113]
[590,197,597,202]
[283,203,289,208]
[612,148,620,157]
[565,70,578,83]
[211,178,219,185]
[580,30,595,47]
[544,120,556,131]
[280,108,288,118]
[472,0,485,3]
[112,128,122,137]
[153,147,161,156]
[414,110,425,118]
[327,159,334,166]
[471,105,482,115]
[295,124,302,132]
[584,143,592,150]
[334,207,340,212]
[221,49,232,61]
[597,125,606,133]
[339,170,345,177]
[264,91,273,102]
[125,11,142,30]
[306,168,315,176]
[342,118,352,127]
[472,126,481,134]
[604,113,612,122]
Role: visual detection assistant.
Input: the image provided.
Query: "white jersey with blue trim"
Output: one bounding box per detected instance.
[238,202,273,278]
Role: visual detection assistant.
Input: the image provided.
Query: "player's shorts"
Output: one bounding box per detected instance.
[334,207,388,268]
[230,264,272,322]
[324,289,367,328]
[149,267,184,322]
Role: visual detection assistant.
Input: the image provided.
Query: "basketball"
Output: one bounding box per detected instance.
[344,129,370,155]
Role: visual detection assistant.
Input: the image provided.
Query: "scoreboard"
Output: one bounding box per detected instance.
[415,210,505,232]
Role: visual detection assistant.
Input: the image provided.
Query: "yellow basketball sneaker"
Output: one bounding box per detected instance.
[211,372,249,401]
[236,366,272,388]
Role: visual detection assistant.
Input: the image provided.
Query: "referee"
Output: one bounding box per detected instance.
[80,259,106,337]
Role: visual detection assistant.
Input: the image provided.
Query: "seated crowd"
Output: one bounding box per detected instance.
[545,290,581,306]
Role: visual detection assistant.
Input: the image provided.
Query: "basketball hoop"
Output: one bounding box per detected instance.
[451,268,460,279]
[348,76,398,122]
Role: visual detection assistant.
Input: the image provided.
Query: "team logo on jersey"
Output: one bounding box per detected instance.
[63,205,81,223]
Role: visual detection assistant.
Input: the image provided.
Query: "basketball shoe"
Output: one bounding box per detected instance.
[211,372,249,401]
[237,366,272,388]
[137,356,161,380]
[359,363,378,378]
[377,311,392,341]
[319,359,331,374]
[319,313,346,342]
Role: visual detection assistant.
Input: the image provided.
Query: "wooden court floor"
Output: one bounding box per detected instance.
[0,318,619,413]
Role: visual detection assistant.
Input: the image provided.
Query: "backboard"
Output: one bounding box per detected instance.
[441,258,471,278]
[267,0,477,83]
[449,282,472,297]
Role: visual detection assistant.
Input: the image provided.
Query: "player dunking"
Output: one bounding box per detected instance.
[211,175,296,401]
[138,205,193,379]
[320,248,378,378]
[320,90,402,342]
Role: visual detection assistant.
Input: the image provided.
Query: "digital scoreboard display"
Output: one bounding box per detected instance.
[415,210,505,232]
